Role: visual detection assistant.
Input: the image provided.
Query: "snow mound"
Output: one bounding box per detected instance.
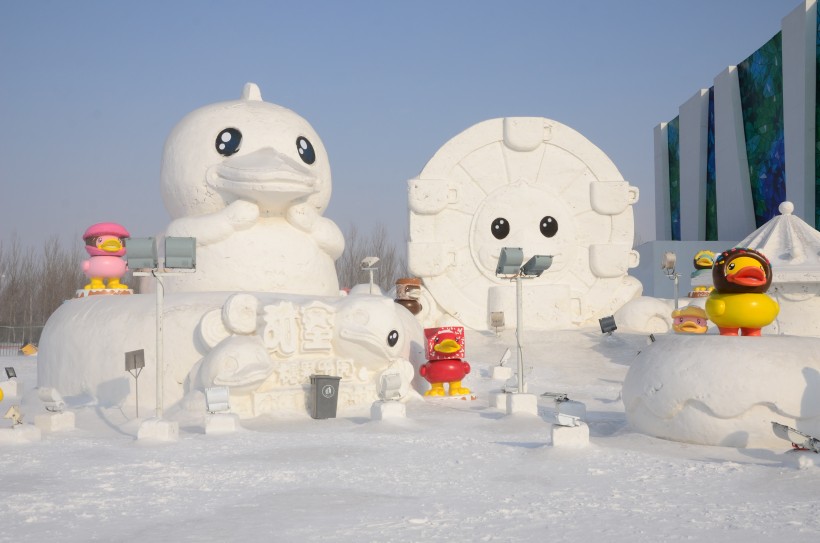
[623,333,820,448]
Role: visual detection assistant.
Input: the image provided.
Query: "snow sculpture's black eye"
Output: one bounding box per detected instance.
[387,330,399,347]
[296,136,315,165]
[215,128,242,156]
[540,216,558,238]
[491,218,510,240]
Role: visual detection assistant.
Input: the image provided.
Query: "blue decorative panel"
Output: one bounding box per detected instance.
[737,32,786,228]
[815,4,820,228]
[667,116,681,241]
[706,87,718,240]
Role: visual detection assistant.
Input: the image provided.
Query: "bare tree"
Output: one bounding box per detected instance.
[0,235,86,342]
[335,224,408,292]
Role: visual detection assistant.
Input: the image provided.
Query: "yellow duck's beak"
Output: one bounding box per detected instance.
[434,339,461,354]
[725,256,766,287]
[674,321,708,334]
[696,256,714,267]
[100,239,123,253]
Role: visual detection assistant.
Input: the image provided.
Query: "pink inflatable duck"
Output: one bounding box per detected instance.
[82,222,130,290]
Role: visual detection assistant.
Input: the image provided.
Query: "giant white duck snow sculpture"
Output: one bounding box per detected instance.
[158,83,344,295]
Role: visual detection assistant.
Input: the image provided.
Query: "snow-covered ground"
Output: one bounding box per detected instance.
[2,329,819,542]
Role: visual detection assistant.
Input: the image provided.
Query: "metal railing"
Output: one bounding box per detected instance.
[0,325,43,356]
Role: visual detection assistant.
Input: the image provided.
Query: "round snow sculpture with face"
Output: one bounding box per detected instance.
[159,83,344,295]
[408,117,641,330]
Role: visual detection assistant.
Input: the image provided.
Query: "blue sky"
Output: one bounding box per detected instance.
[0,0,801,252]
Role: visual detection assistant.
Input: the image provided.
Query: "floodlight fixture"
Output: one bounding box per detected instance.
[5,367,16,379]
[490,311,505,334]
[38,387,65,413]
[3,405,22,425]
[361,256,379,294]
[164,237,196,269]
[661,251,677,271]
[661,251,681,310]
[378,370,403,401]
[205,386,230,414]
[361,256,380,269]
[599,315,617,335]
[126,237,158,269]
[495,247,524,276]
[521,255,553,277]
[125,349,146,418]
[125,349,145,372]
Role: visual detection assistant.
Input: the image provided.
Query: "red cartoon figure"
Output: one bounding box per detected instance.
[420,326,471,397]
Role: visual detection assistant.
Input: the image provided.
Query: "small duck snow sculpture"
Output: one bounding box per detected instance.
[158,83,344,295]
[82,222,130,290]
[705,248,779,336]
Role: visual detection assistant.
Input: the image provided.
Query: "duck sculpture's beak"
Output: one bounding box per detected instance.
[726,265,766,287]
[206,147,317,214]
[100,239,123,253]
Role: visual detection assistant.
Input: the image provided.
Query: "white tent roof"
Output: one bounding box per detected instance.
[739,201,820,281]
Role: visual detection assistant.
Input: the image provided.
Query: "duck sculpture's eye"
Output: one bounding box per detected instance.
[540,216,558,238]
[387,330,399,347]
[215,128,242,156]
[296,136,316,165]
[728,262,735,271]
[491,218,510,240]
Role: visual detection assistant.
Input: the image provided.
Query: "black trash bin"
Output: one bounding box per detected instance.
[310,374,341,419]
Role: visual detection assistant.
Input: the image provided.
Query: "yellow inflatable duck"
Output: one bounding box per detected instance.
[672,305,709,334]
[705,248,779,336]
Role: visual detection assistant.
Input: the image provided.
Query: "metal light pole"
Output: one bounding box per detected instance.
[495,248,552,395]
[154,271,165,417]
[130,236,195,420]
[514,274,525,393]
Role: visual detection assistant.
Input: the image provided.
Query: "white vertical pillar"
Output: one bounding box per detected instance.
[679,89,711,241]
[654,123,672,240]
[782,0,817,224]
[714,66,756,240]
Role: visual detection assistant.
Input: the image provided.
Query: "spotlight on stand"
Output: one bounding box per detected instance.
[490,312,505,335]
[4,367,16,379]
[205,386,230,414]
[3,405,22,425]
[130,236,196,423]
[495,247,553,396]
[661,251,681,311]
[361,256,380,294]
[38,387,65,413]
[599,315,617,336]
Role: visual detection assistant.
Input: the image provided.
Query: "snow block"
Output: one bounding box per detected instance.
[489,390,508,409]
[0,424,42,444]
[0,379,19,398]
[370,400,406,420]
[490,366,513,381]
[137,418,179,442]
[205,413,240,435]
[551,421,590,448]
[34,411,75,432]
[506,393,538,416]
